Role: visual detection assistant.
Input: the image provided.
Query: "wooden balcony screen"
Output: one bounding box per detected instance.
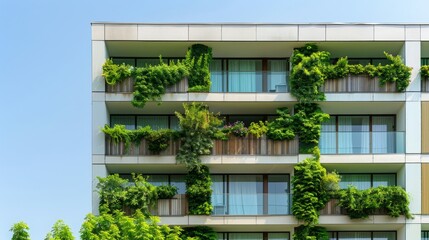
[105,77,188,93]
[323,75,396,93]
[105,135,299,156]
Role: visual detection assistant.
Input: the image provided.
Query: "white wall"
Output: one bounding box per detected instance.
[92,164,108,215]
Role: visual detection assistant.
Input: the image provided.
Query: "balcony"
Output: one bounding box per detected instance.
[149,193,291,216]
[423,77,429,92]
[319,131,405,154]
[106,77,188,93]
[323,75,396,93]
[320,199,388,216]
[105,135,299,156]
[211,193,291,216]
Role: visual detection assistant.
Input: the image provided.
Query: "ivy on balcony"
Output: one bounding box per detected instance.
[102,44,213,108]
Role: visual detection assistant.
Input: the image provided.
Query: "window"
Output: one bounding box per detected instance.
[209,58,289,93]
[319,115,400,154]
[339,174,396,190]
[211,174,290,215]
[110,115,179,130]
[328,231,395,240]
[119,174,186,194]
[423,231,429,240]
[217,233,289,240]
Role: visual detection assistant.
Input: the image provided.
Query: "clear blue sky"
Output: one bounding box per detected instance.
[1,0,428,239]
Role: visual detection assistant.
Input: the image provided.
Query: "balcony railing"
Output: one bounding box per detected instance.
[423,77,429,92]
[211,193,291,216]
[320,199,388,215]
[319,131,405,154]
[209,71,289,93]
[150,194,188,216]
[105,135,299,156]
[105,77,188,93]
[322,75,396,93]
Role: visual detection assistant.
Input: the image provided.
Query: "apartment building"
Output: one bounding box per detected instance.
[91,23,429,240]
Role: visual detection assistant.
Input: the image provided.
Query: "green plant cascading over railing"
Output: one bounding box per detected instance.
[289,44,338,240]
[186,165,213,215]
[102,44,213,108]
[421,65,429,78]
[337,185,412,219]
[102,125,177,154]
[185,44,213,92]
[182,226,218,240]
[175,102,222,170]
[290,44,412,239]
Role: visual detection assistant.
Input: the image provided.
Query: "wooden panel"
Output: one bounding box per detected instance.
[422,164,429,214]
[423,102,429,153]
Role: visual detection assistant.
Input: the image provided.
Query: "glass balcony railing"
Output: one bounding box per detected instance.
[319,131,405,154]
[105,71,289,93]
[211,193,291,216]
[210,71,289,93]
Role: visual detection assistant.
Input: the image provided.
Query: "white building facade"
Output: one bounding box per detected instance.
[92,23,429,240]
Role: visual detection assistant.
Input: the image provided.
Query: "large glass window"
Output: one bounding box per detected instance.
[217,233,289,240]
[423,231,429,240]
[319,115,399,154]
[137,116,169,130]
[211,174,290,215]
[329,232,395,240]
[110,115,179,130]
[228,60,263,92]
[268,60,288,92]
[111,116,135,130]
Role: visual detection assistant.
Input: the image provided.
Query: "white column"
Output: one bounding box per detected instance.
[402,41,421,92]
[92,40,108,92]
[92,164,108,215]
[405,163,421,214]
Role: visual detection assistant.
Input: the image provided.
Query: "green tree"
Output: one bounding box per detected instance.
[45,220,75,240]
[10,222,30,240]
[80,211,183,240]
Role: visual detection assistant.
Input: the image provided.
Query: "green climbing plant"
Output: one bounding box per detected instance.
[185,44,213,92]
[186,165,213,215]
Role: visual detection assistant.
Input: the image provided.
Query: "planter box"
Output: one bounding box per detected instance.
[323,75,396,93]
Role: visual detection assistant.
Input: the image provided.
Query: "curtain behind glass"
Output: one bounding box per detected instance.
[211,175,226,215]
[228,60,262,92]
[229,233,263,240]
[373,232,395,240]
[137,116,169,130]
[268,175,289,214]
[339,174,371,190]
[372,116,395,153]
[338,116,370,154]
[111,116,135,130]
[320,117,337,154]
[422,59,429,66]
[268,60,288,92]
[170,117,180,131]
[229,175,263,215]
[372,174,395,187]
[268,233,290,240]
[423,231,429,240]
[210,59,224,92]
[338,232,371,240]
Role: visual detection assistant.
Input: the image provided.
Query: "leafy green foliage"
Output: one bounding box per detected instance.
[337,186,412,219]
[102,59,133,85]
[292,103,330,155]
[132,60,189,108]
[378,52,412,92]
[266,107,295,140]
[248,121,268,138]
[156,185,178,199]
[221,121,248,137]
[45,220,75,240]
[182,226,217,240]
[80,211,183,240]
[186,165,213,215]
[290,44,331,102]
[102,125,175,154]
[185,44,213,92]
[421,65,429,78]
[293,225,329,240]
[97,174,157,215]
[10,222,30,240]
[292,158,336,224]
[176,102,222,170]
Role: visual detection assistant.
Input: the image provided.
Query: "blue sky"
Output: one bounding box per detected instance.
[1,0,428,239]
